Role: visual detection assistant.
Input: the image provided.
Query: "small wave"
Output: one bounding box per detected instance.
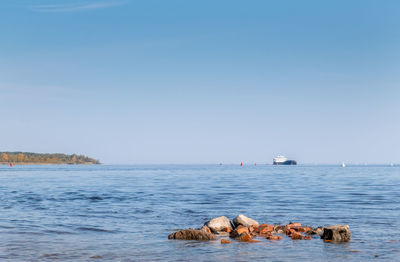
[89,196,103,201]
[41,253,60,259]
[44,229,75,235]
[0,225,15,229]
[77,227,113,233]
[135,208,153,214]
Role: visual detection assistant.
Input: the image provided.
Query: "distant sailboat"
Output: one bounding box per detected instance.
[341,162,346,168]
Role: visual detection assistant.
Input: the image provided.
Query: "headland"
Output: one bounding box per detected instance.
[0,152,100,165]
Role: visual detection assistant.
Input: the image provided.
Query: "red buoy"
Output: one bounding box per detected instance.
[10,163,13,167]
[240,162,243,166]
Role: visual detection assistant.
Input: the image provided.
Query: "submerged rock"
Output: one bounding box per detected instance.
[215,232,230,236]
[237,232,252,242]
[266,235,282,240]
[221,239,231,244]
[285,227,311,240]
[321,225,351,242]
[306,226,323,236]
[236,232,260,242]
[205,216,233,233]
[199,225,211,234]
[168,229,217,241]
[233,214,259,228]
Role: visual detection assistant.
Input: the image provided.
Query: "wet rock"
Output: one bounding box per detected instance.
[221,239,231,244]
[221,227,232,233]
[229,225,249,238]
[321,225,350,242]
[215,232,230,236]
[199,225,211,234]
[287,222,302,228]
[290,231,304,240]
[233,214,259,228]
[284,227,310,240]
[168,229,217,241]
[237,232,260,242]
[285,228,296,236]
[294,226,312,233]
[266,235,282,240]
[252,224,274,238]
[237,232,252,242]
[205,216,233,233]
[248,225,256,233]
[273,225,286,234]
[236,225,249,235]
[306,227,323,236]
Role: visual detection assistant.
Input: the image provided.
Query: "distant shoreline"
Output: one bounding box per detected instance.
[0,152,100,165]
[0,162,99,165]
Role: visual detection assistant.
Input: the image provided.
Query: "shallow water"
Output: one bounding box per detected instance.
[0,165,399,261]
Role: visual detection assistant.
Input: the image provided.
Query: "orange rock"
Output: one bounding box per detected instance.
[248,226,255,233]
[250,239,262,243]
[304,236,312,240]
[254,224,274,236]
[267,235,282,240]
[236,226,249,235]
[273,225,286,234]
[221,239,231,244]
[299,227,312,233]
[200,225,211,234]
[237,232,253,242]
[221,227,232,233]
[291,231,304,240]
[285,228,297,236]
[251,224,259,230]
[287,222,302,228]
[260,224,274,232]
[290,226,312,233]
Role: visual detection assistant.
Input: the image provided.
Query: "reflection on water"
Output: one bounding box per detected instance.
[0,165,399,261]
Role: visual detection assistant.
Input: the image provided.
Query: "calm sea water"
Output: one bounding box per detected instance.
[0,165,399,261]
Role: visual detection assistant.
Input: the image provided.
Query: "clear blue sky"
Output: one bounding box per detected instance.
[1,0,399,164]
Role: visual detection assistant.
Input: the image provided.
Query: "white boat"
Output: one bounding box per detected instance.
[341,162,346,168]
[273,155,297,165]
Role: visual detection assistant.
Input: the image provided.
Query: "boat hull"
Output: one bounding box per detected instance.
[273,160,297,165]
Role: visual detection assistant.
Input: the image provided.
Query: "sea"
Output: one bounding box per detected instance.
[0,164,399,261]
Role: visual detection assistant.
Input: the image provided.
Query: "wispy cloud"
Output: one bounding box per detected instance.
[28,1,124,12]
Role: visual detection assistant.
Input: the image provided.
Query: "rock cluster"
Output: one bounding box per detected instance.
[168,214,350,244]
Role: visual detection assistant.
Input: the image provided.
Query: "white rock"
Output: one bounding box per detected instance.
[205,216,233,233]
[233,214,259,228]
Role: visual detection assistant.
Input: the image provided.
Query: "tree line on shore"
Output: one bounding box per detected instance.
[0,152,100,164]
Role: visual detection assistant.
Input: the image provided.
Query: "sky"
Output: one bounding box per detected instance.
[1,0,400,164]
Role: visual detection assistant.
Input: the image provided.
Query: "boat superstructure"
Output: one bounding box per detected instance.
[273,155,297,165]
